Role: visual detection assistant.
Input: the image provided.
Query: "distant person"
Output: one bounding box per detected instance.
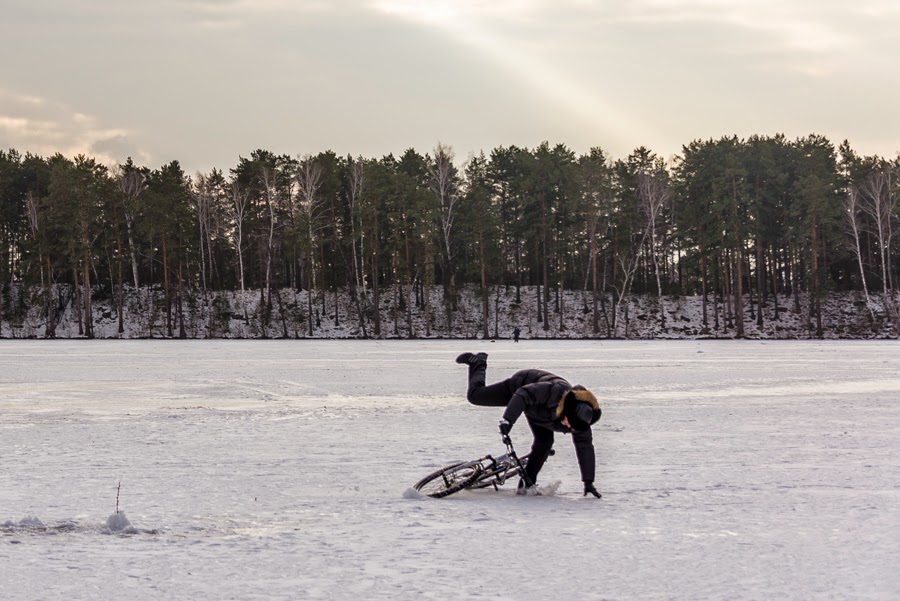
[455,351,602,497]
[513,326,521,343]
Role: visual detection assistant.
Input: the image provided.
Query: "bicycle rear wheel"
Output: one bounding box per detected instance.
[414,462,483,498]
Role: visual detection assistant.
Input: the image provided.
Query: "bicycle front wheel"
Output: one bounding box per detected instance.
[414,462,483,498]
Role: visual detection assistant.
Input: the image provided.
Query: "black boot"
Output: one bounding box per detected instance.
[455,352,488,366]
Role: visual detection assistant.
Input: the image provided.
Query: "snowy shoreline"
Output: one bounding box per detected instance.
[1,286,897,340]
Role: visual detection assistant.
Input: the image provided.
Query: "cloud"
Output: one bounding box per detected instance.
[622,0,856,54]
[177,0,364,25]
[372,0,871,77]
[0,89,150,167]
[372,0,541,22]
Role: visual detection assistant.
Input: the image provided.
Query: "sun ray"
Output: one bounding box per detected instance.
[371,0,649,152]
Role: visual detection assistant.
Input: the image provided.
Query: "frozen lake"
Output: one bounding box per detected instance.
[1,340,898,600]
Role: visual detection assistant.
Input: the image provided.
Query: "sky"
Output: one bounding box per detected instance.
[1,0,898,174]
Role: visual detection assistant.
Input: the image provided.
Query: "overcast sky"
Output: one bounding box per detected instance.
[1,0,898,173]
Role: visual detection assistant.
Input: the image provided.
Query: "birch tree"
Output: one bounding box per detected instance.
[347,157,366,294]
[844,184,876,321]
[191,172,215,294]
[259,165,278,305]
[345,156,369,337]
[230,181,250,293]
[427,142,462,324]
[638,170,671,330]
[859,165,897,294]
[115,160,147,288]
[295,155,323,336]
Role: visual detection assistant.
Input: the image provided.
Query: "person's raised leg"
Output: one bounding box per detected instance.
[455,352,508,406]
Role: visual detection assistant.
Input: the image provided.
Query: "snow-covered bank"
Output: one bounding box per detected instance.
[1,340,898,600]
[1,285,897,339]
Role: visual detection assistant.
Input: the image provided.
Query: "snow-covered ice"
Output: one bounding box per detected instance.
[1,339,898,600]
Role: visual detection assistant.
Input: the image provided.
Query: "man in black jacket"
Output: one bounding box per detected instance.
[456,351,602,497]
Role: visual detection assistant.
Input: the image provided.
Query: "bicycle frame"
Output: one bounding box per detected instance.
[469,436,535,490]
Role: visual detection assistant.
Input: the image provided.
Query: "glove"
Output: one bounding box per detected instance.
[583,482,602,498]
[498,419,512,444]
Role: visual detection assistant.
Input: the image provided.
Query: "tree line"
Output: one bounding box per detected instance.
[0,134,897,339]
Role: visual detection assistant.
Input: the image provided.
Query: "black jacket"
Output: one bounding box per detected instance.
[500,369,601,481]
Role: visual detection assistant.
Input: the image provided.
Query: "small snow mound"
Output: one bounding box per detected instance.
[2,516,45,529]
[105,512,135,533]
[537,480,561,496]
[402,488,429,500]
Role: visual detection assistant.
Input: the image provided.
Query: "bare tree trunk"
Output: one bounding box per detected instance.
[845,186,876,322]
[811,218,823,338]
[722,248,732,332]
[47,256,57,338]
[403,222,413,338]
[371,252,381,337]
[424,243,432,338]
[73,263,83,336]
[558,280,564,332]
[480,232,489,339]
[770,248,780,322]
[307,258,314,337]
[392,253,400,337]
[274,289,289,338]
[348,158,366,297]
[712,255,720,333]
[231,183,249,294]
[194,186,208,295]
[756,238,765,328]
[178,261,186,339]
[116,223,125,334]
[334,285,340,328]
[163,239,172,338]
[590,220,599,335]
[261,167,277,307]
[494,288,500,340]
[700,235,709,333]
[81,227,94,339]
[733,244,745,337]
[515,242,522,305]
[541,202,550,331]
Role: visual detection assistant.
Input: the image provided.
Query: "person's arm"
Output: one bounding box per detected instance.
[501,387,530,426]
[572,428,597,484]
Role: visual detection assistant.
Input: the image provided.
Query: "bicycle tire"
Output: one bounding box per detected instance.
[414,462,484,498]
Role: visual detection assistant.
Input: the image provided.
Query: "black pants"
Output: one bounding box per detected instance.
[465,362,553,485]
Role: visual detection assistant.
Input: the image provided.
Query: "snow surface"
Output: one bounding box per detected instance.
[1,339,898,600]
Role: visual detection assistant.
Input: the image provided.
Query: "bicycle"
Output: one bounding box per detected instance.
[413,435,553,498]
